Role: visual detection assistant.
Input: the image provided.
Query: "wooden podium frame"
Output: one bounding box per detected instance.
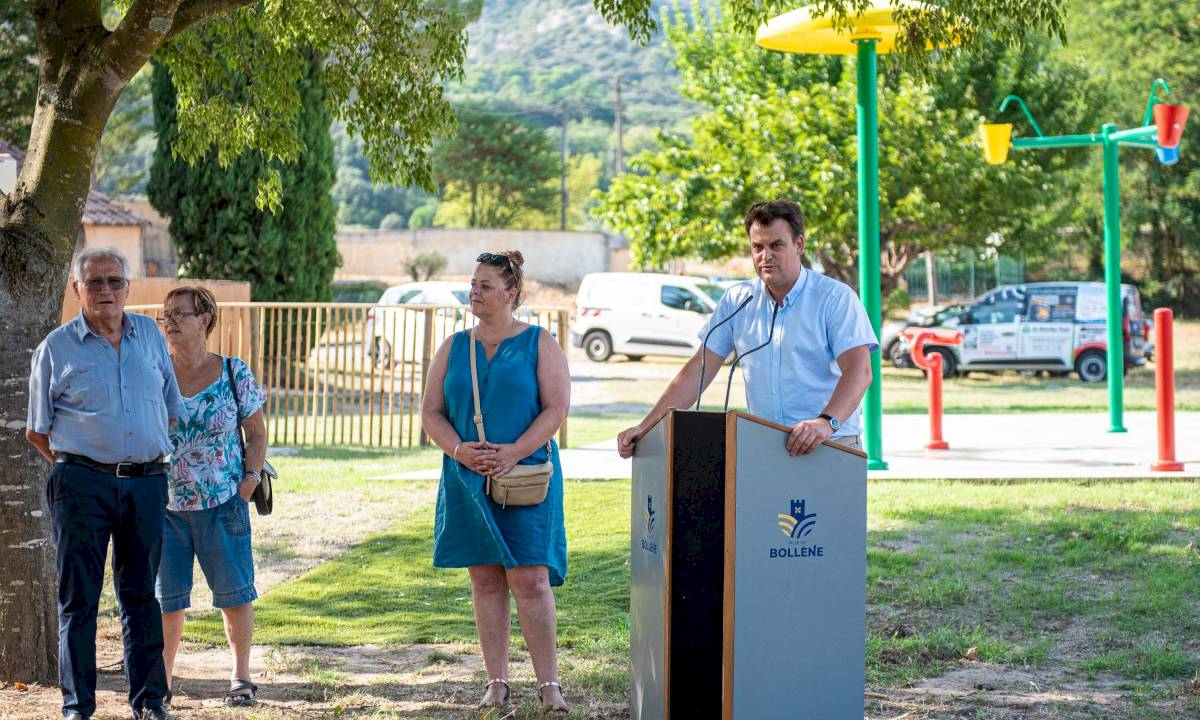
[630,409,868,720]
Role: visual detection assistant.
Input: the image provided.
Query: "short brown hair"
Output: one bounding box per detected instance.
[477,250,527,309]
[163,286,218,337]
[744,199,806,240]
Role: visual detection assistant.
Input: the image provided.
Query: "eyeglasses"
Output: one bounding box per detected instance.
[476,252,514,273]
[82,276,129,292]
[156,311,202,326]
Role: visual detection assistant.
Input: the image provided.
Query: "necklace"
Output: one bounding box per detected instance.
[477,317,516,346]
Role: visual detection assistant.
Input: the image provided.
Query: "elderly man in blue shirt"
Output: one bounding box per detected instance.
[618,199,877,458]
[27,247,183,720]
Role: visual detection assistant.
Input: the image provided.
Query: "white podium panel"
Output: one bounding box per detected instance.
[724,414,867,719]
[630,417,668,720]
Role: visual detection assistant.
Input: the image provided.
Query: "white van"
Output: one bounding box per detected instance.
[571,273,726,361]
[899,281,1149,381]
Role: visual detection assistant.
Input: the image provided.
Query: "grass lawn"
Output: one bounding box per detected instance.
[182,447,1200,715]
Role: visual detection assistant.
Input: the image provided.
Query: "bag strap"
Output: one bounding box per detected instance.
[225,356,246,458]
[468,328,488,445]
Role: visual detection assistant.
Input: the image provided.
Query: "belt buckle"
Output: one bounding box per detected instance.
[115,462,135,478]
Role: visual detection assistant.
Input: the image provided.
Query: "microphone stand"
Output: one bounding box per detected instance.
[724,302,780,412]
[694,294,753,410]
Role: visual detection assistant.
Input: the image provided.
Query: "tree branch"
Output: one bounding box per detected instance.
[104,0,185,84]
[164,0,258,42]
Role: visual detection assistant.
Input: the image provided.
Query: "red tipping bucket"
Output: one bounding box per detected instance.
[1153,104,1189,149]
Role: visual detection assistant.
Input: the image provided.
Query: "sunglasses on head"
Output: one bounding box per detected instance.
[476,252,514,272]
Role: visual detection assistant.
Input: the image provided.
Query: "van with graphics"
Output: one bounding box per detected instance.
[570,272,726,362]
[899,281,1149,381]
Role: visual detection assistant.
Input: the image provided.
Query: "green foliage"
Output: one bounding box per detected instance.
[331,123,436,228]
[432,109,560,228]
[408,203,439,229]
[151,2,481,206]
[883,285,911,317]
[0,1,36,146]
[148,53,339,301]
[404,251,448,281]
[94,69,156,194]
[1061,0,1200,316]
[594,4,1104,284]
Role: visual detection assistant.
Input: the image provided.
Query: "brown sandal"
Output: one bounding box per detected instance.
[477,678,510,709]
[538,681,570,716]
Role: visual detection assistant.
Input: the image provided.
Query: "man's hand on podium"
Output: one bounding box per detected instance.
[617,424,644,459]
[786,418,833,456]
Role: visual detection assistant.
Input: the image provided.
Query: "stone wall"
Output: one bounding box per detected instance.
[336,227,619,287]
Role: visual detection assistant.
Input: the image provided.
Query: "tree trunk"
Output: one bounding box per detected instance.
[0,55,120,686]
[469,181,477,227]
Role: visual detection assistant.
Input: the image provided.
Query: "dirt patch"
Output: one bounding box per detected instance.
[6,641,1196,719]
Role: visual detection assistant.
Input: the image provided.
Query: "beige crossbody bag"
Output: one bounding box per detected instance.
[469,327,554,508]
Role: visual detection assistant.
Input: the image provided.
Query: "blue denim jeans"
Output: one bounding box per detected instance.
[47,461,170,717]
[156,495,257,612]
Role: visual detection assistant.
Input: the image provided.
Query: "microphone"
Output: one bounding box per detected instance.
[695,293,754,410]
[724,301,780,412]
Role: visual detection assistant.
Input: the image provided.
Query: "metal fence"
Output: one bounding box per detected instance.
[127,303,571,449]
[902,251,1026,304]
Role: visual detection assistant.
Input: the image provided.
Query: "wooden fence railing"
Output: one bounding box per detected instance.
[127,303,571,448]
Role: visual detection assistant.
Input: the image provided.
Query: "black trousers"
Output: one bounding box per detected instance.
[47,461,169,717]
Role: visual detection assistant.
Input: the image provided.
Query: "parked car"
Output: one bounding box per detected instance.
[571,272,725,361]
[882,303,969,369]
[366,281,469,367]
[897,281,1149,381]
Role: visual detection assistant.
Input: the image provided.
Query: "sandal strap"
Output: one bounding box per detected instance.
[486,678,510,689]
[225,680,258,696]
[538,681,560,690]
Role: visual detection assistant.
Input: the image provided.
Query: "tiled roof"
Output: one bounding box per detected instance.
[0,140,145,226]
[83,190,145,226]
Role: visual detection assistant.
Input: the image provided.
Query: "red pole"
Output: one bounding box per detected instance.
[910,331,950,450]
[926,351,949,450]
[1151,308,1184,471]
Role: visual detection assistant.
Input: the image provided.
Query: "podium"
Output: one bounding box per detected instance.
[630,410,868,719]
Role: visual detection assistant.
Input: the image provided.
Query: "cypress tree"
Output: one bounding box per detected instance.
[149,51,339,301]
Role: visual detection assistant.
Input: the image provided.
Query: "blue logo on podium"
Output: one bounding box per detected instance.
[777,499,817,539]
[640,494,659,555]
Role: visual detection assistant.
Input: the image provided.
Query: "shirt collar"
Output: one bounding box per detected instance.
[756,267,809,309]
[72,311,136,341]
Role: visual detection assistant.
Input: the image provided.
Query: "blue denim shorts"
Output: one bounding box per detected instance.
[155,495,258,612]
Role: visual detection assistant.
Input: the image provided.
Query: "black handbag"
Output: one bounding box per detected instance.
[225,357,275,516]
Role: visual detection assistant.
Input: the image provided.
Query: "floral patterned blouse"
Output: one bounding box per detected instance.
[167,356,265,512]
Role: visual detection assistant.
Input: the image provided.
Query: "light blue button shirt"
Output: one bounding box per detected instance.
[699,270,879,438]
[28,312,184,464]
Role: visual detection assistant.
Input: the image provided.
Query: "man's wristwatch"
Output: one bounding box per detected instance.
[818,414,840,432]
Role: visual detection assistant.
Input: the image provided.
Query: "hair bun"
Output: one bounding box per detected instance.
[502,250,525,268]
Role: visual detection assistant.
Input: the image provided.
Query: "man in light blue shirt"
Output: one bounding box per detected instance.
[26,247,182,720]
[618,199,876,457]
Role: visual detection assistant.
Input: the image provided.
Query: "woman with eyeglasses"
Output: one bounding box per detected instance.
[155,286,267,707]
[420,251,572,715]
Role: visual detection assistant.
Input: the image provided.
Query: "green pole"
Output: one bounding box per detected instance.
[856,39,886,469]
[1100,124,1126,432]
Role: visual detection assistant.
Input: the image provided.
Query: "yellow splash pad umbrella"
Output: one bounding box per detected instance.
[756,0,945,55]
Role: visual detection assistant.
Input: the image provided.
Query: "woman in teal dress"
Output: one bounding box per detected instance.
[420,250,571,715]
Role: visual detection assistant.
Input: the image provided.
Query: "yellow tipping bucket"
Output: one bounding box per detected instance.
[980,123,1013,165]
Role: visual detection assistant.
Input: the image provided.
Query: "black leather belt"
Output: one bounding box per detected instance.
[55,452,168,478]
